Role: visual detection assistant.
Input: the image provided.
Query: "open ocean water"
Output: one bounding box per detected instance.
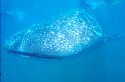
[1,0,125,82]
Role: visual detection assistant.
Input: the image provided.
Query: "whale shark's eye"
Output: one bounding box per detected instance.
[4,8,103,59]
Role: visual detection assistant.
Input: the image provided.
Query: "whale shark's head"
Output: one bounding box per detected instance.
[4,8,104,59]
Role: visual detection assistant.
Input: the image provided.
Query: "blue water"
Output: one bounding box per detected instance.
[1,0,125,82]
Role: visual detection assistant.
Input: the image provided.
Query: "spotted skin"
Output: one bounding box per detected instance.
[4,8,103,58]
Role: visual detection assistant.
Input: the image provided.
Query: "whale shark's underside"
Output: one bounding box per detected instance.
[4,8,104,59]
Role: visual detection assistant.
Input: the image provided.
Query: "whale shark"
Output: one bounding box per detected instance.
[4,8,104,59]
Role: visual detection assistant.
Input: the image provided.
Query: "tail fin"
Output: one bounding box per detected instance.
[104,33,125,42]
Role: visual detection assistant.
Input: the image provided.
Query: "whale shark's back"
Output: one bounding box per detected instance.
[4,8,103,59]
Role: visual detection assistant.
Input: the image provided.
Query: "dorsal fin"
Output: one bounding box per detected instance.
[79,0,107,10]
[78,0,95,16]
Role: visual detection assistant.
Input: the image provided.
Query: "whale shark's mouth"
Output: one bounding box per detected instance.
[4,8,103,59]
[7,49,64,60]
